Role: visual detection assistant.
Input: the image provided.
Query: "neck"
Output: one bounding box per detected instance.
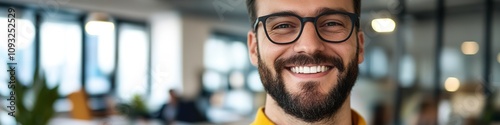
[263,94,352,125]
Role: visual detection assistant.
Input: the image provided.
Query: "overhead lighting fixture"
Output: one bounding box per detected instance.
[85,21,114,35]
[444,77,460,92]
[371,18,396,33]
[85,12,114,35]
[461,41,479,55]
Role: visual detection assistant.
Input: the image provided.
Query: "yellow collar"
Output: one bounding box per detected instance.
[251,107,366,125]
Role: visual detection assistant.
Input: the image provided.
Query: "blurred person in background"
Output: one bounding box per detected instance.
[166,89,179,124]
[245,0,366,124]
[155,89,208,124]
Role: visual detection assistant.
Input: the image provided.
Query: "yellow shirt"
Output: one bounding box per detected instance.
[251,107,366,125]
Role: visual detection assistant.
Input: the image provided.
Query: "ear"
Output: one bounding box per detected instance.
[248,30,259,66]
[357,31,365,64]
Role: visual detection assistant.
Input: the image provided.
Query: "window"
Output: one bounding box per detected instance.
[149,13,182,110]
[116,23,149,102]
[40,18,82,96]
[203,34,249,92]
[84,21,115,95]
[0,9,35,96]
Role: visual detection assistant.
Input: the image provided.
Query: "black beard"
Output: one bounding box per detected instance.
[257,52,359,123]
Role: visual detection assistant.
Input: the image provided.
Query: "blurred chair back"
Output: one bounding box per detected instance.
[68,89,93,120]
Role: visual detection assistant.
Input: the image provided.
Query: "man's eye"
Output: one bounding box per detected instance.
[324,22,342,27]
[274,24,292,29]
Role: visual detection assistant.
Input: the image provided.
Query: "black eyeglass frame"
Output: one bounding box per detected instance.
[253,11,360,45]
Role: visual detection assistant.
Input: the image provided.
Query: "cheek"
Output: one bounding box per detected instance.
[326,43,354,55]
[324,42,357,64]
[259,48,282,73]
[258,39,288,65]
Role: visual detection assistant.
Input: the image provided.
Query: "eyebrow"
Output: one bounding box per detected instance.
[267,7,351,17]
[315,7,351,15]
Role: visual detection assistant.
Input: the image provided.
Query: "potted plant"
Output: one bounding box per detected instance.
[14,67,60,125]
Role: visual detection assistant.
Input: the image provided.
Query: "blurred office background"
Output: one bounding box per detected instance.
[0,0,499,124]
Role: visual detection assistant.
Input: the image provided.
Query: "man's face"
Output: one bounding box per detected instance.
[247,0,364,122]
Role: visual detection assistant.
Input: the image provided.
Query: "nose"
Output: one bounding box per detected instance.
[293,22,326,54]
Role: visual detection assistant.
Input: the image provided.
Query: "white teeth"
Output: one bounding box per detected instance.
[290,66,330,74]
[304,67,310,73]
[310,67,317,73]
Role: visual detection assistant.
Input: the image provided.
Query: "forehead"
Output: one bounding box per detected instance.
[255,0,354,17]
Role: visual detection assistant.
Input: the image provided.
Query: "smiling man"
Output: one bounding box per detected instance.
[245,0,365,124]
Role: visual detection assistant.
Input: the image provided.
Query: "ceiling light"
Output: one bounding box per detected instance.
[461,41,479,55]
[85,13,114,35]
[444,77,460,92]
[371,18,396,33]
[85,21,114,35]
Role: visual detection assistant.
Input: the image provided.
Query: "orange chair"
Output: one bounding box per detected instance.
[68,89,93,120]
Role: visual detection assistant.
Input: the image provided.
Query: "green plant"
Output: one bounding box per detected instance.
[117,94,150,119]
[14,67,60,125]
[131,94,148,115]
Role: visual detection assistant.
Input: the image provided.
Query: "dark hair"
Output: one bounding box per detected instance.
[246,0,361,30]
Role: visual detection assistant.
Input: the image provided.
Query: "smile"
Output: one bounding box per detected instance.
[289,66,331,74]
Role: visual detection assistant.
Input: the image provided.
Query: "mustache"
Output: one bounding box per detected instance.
[274,52,345,72]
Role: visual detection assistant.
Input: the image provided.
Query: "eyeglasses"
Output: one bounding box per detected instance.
[253,11,359,44]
